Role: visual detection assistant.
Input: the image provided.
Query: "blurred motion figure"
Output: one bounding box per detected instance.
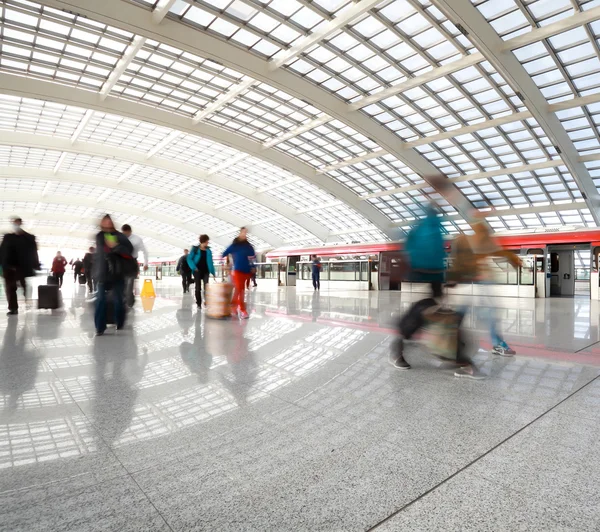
[0,217,40,316]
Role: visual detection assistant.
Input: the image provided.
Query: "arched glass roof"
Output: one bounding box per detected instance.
[1,0,599,255]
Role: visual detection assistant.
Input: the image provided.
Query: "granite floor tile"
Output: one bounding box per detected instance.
[0,475,170,532]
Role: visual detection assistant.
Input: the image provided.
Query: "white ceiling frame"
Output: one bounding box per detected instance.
[99,35,147,100]
[40,0,467,230]
[0,167,283,247]
[317,149,387,174]
[0,189,237,250]
[501,5,600,51]
[389,201,589,226]
[206,153,249,176]
[0,74,349,242]
[152,0,179,25]
[349,53,485,111]
[192,78,257,124]
[268,0,383,70]
[364,159,566,199]
[70,109,94,144]
[262,115,333,148]
[348,5,600,111]
[21,225,180,255]
[432,0,600,225]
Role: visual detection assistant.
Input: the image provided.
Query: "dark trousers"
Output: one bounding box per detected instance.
[95,281,125,333]
[86,272,97,293]
[125,276,136,307]
[312,272,320,290]
[194,270,209,306]
[55,272,64,288]
[4,269,26,311]
[182,271,192,293]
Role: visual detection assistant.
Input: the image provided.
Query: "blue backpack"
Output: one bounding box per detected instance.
[404,206,445,282]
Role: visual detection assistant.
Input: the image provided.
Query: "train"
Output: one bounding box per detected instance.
[265,228,600,299]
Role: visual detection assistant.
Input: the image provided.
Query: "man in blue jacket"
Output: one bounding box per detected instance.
[187,235,215,308]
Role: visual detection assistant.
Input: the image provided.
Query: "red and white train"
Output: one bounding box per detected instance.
[266,228,600,298]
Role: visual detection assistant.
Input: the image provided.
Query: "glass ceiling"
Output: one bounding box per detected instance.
[0,0,599,254]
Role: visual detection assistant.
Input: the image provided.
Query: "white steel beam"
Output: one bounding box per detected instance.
[389,201,589,225]
[70,110,94,144]
[0,204,195,252]
[152,0,178,24]
[257,177,301,194]
[100,35,147,100]
[206,153,249,176]
[502,6,600,51]
[297,201,343,214]
[0,168,285,247]
[53,152,66,175]
[23,226,181,254]
[116,164,140,184]
[38,0,466,230]
[364,159,566,199]
[350,6,600,110]
[549,92,600,113]
[349,53,485,111]
[262,115,333,148]
[317,149,387,174]
[0,74,342,242]
[432,0,600,225]
[405,111,533,149]
[146,130,180,159]
[192,78,256,124]
[269,0,382,70]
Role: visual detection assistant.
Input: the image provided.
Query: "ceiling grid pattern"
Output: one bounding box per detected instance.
[0,0,598,253]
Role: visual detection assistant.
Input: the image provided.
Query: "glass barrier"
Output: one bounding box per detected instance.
[519,257,535,286]
[298,261,369,282]
[256,263,277,279]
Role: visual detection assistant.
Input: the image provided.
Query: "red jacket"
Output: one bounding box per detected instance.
[52,256,67,274]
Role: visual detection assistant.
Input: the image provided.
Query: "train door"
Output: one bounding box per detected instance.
[287,256,300,286]
[547,247,575,297]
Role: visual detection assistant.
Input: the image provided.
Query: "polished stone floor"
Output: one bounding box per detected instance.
[1,277,599,531]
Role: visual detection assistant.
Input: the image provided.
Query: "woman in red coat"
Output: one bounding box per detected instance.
[51,251,68,288]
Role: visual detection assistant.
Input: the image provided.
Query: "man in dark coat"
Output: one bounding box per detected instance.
[93,214,134,336]
[0,217,40,316]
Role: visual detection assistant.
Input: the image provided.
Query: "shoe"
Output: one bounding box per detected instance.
[95,331,104,336]
[7,310,18,316]
[240,311,249,319]
[454,367,485,380]
[389,339,410,369]
[492,345,516,356]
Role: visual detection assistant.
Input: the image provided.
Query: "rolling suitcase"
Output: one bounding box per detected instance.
[38,285,60,309]
[47,275,58,286]
[78,274,86,285]
[206,281,233,319]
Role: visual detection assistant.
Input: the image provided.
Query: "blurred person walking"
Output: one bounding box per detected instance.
[0,217,40,316]
[177,248,193,294]
[311,255,321,291]
[72,257,83,282]
[51,251,68,288]
[430,174,521,357]
[94,215,133,336]
[187,235,215,308]
[121,224,148,308]
[83,246,96,294]
[222,227,255,319]
[390,203,483,379]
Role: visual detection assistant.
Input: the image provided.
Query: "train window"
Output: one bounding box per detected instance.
[535,256,544,273]
[527,248,544,255]
[550,253,559,273]
[593,247,600,271]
